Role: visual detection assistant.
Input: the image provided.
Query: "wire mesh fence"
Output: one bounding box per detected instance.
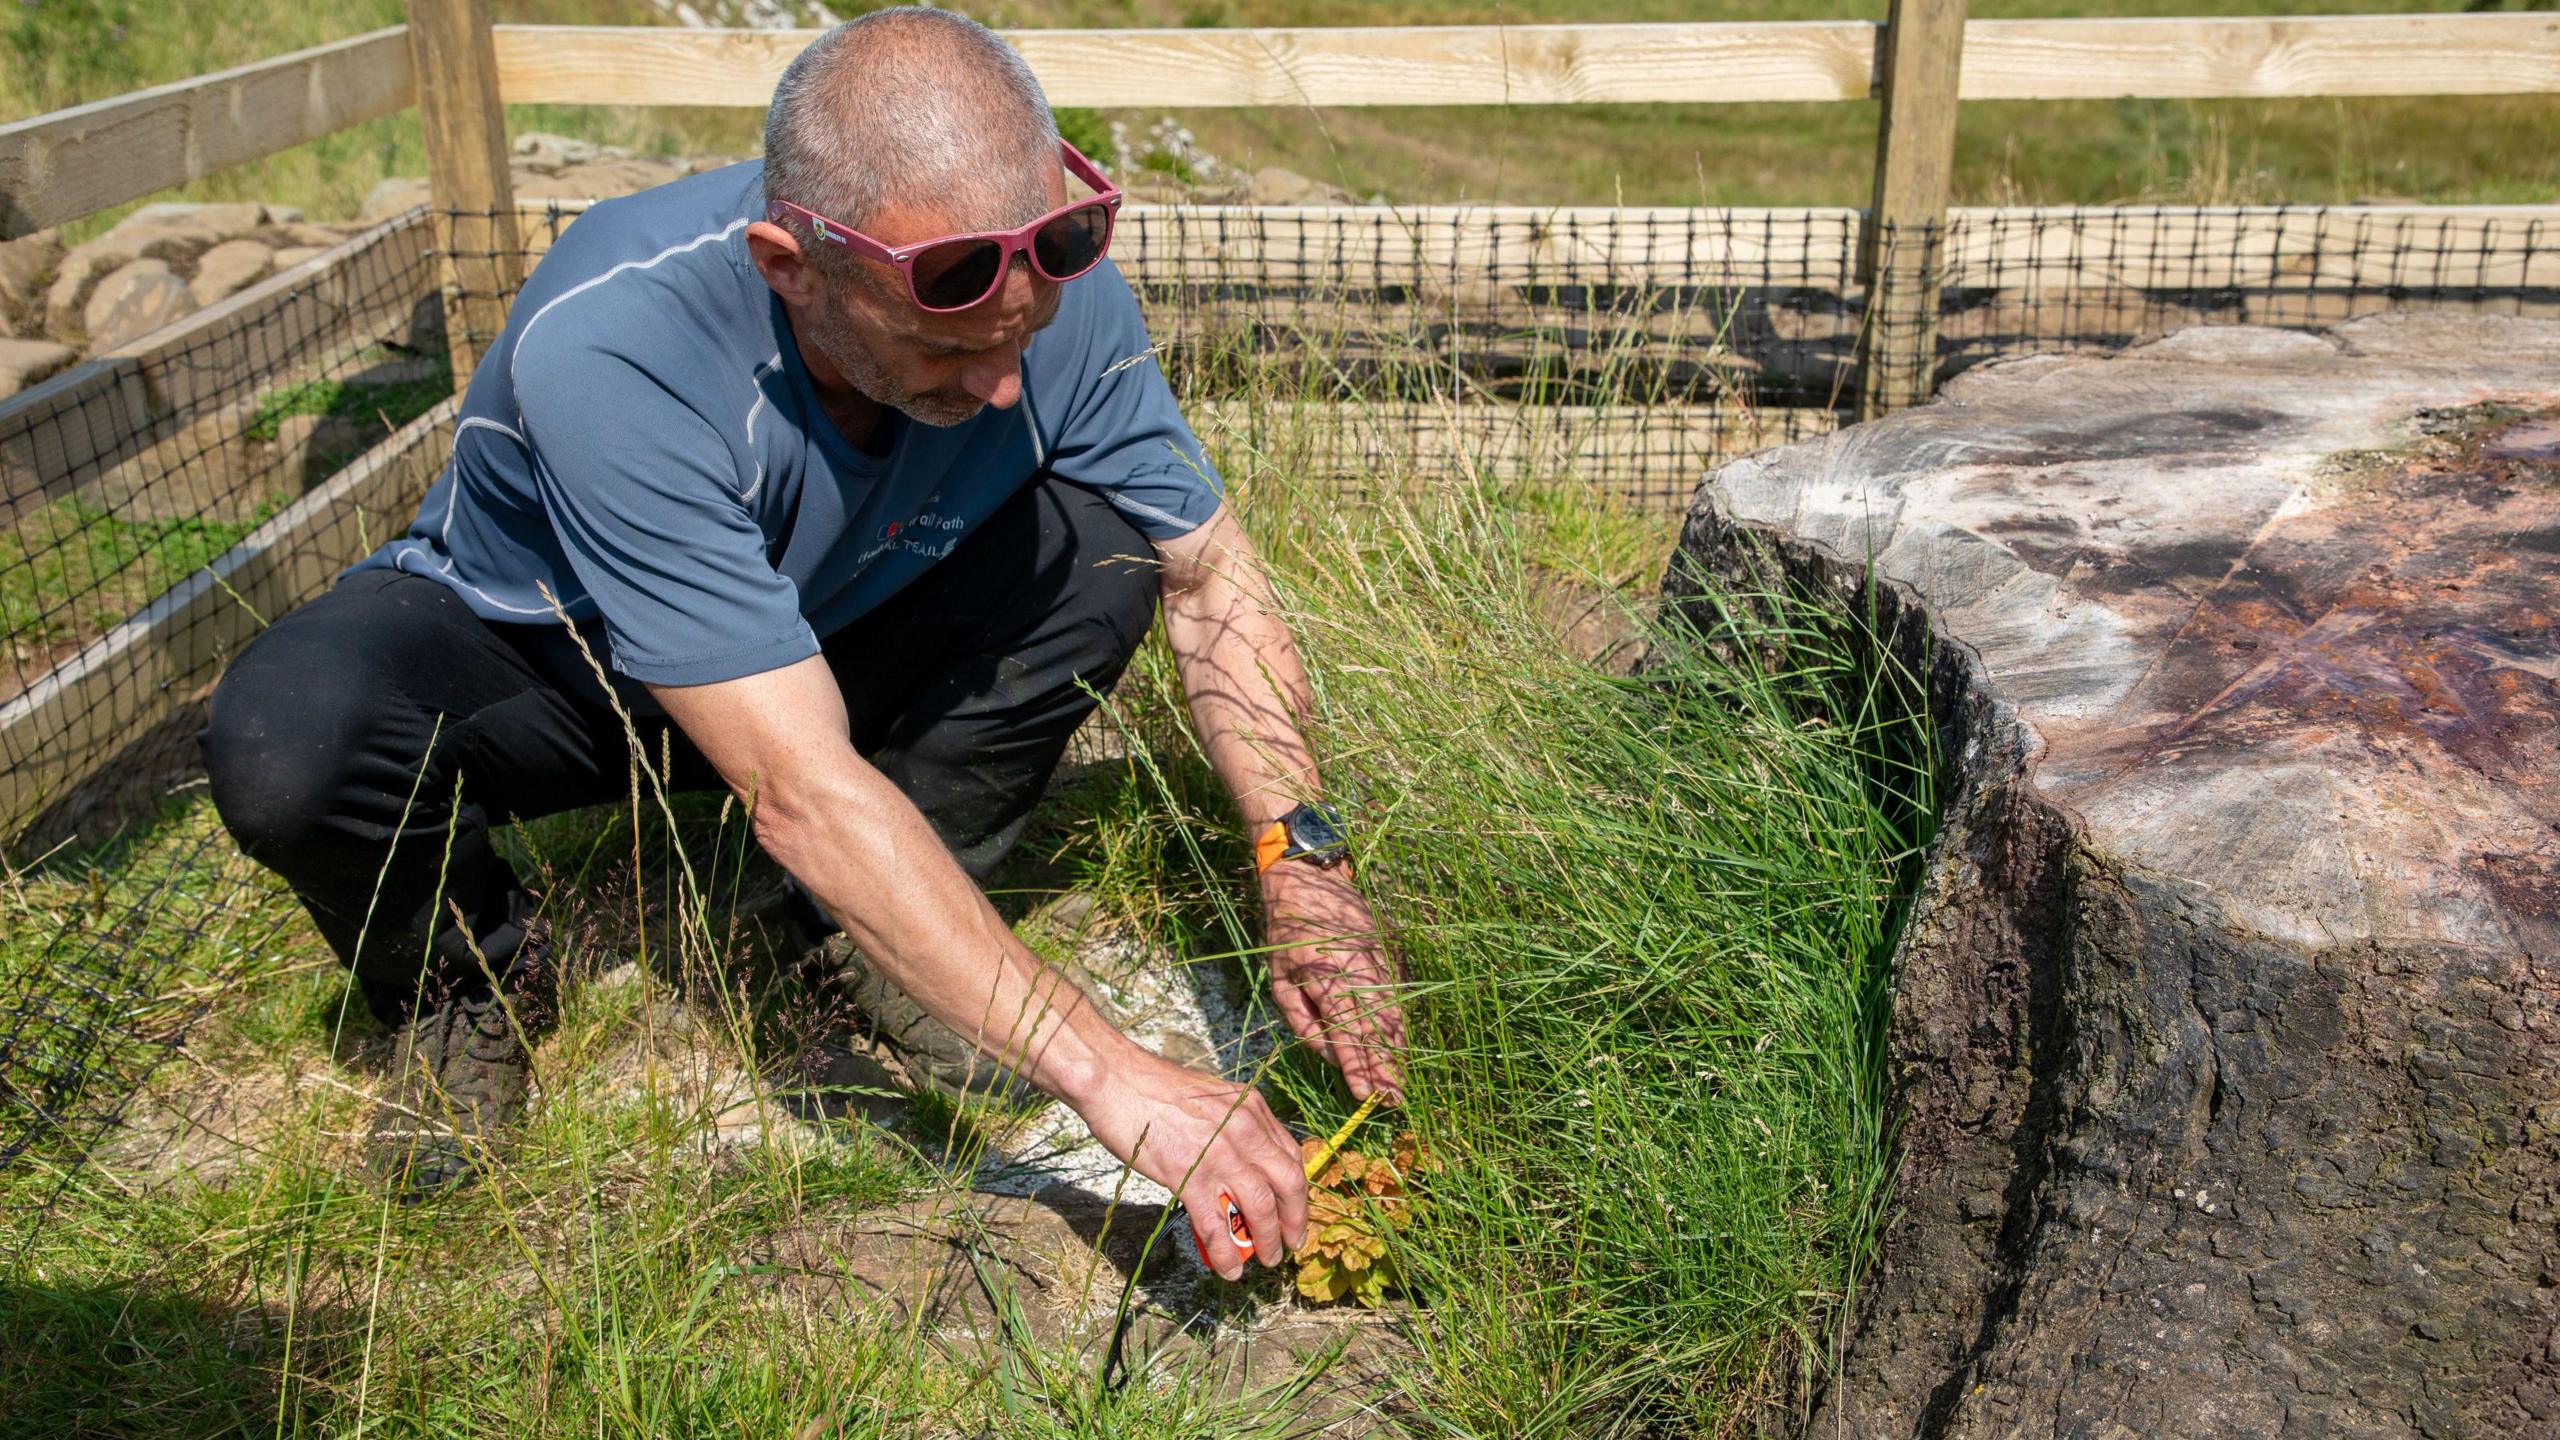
[0,213,452,1238]
[1,196,2555,1233]
[0,213,451,848]
[0,824,293,1253]
[1934,206,2560,377]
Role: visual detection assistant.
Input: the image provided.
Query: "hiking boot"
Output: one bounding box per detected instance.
[803,893,1118,1107]
[369,930,559,1198]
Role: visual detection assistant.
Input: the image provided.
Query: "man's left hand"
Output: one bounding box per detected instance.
[1261,862,1406,1102]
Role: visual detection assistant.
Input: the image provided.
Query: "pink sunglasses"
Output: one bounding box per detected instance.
[766,140,1124,313]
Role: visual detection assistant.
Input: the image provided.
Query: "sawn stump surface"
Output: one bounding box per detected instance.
[1669,312,2560,1438]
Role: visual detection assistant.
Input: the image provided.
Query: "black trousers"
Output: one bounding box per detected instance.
[201,476,1159,1022]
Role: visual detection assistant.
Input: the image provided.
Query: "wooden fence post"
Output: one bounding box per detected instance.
[1856,0,1967,421]
[406,0,520,393]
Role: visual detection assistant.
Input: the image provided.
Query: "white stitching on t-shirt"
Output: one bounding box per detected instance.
[403,414,557,616]
[739,352,784,501]
[507,218,752,385]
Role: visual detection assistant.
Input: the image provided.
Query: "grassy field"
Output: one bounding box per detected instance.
[4,0,2553,227]
[0,379,1930,1435]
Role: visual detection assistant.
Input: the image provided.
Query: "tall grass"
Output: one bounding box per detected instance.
[2,242,1930,1432]
[1057,437,1930,1431]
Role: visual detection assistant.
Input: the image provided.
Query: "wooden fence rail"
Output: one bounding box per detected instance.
[10,13,2556,240]
[485,13,2560,109]
[0,27,414,241]
[2,8,2558,835]
[0,397,457,838]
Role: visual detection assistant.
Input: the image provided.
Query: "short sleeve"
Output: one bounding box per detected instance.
[1027,259,1223,539]
[513,343,818,687]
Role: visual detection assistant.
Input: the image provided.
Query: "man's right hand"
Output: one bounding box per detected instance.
[649,659,1308,1279]
[1069,1046,1309,1280]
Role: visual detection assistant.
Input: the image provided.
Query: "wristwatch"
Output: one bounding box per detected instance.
[1254,801,1350,873]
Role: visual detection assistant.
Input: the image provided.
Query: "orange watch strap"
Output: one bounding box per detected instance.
[1253,819,1290,873]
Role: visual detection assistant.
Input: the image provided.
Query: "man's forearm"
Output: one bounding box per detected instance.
[763,760,1132,1105]
[1155,508,1407,1100]
[1158,515,1325,829]
[651,661,1133,1109]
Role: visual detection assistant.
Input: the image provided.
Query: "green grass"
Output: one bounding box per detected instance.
[1063,456,1932,1430]
[245,366,455,445]
[0,499,264,652]
[0,408,1930,1437]
[5,0,2551,227]
[0,349,447,671]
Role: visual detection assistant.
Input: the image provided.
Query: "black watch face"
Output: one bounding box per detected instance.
[1288,804,1347,860]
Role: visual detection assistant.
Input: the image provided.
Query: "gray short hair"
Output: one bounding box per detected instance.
[763,8,1061,272]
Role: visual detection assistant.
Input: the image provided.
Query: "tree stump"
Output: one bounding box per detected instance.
[1666,313,2560,1437]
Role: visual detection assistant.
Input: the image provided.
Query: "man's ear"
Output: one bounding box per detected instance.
[746,220,822,308]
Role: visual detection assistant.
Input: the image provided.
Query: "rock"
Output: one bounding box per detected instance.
[188,239,274,306]
[82,259,197,350]
[1666,311,2560,1438]
[512,130,605,171]
[0,229,61,326]
[268,245,327,270]
[511,156,683,202]
[279,222,347,250]
[83,227,211,266]
[116,200,284,239]
[1247,165,1352,206]
[357,177,432,226]
[44,229,207,335]
[0,336,77,398]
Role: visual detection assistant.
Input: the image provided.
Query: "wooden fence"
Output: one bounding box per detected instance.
[4,5,2557,402]
[1,4,2557,838]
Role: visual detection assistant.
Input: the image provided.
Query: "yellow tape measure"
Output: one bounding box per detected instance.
[1303,1091,1384,1181]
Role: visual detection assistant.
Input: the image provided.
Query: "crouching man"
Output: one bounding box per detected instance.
[197,7,1402,1276]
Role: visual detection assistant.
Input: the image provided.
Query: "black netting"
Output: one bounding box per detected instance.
[0,210,450,848]
[0,826,292,1254]
[2,196,2554,1233]
[1116,207,1870,513]
[0,210,450,1221]
[1933,206,2559,383]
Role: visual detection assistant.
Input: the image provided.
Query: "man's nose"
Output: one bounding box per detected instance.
[960,341,1022,409]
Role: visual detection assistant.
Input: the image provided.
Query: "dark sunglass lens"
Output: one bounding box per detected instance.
[912,239,1004,309]
[1032,205,1111,280]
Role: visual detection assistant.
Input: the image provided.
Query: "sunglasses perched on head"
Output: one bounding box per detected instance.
[767,141,1123,313]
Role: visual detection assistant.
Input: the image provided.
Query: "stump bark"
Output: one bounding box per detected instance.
[1666,313,2560,1437]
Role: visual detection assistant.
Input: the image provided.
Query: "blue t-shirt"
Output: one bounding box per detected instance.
[354,160,1220,697]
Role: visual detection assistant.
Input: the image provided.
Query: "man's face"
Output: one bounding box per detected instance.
[798,168,1073,429]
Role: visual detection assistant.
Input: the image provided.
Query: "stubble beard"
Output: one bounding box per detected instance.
[804,289,985,430]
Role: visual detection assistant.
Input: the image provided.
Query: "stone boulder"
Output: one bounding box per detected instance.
[118,200,294,237]
[357,177,432,227]
[0,337,77,399]
[277,222,348,251]
[188,239,275,307]
[511,130,605,172]
[1246,165,1355,206]
[0,230,59,331]
[82,259,197,351]
[509,155,686,202]
[46,235,192,337]
[1665,312,2560,1437]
